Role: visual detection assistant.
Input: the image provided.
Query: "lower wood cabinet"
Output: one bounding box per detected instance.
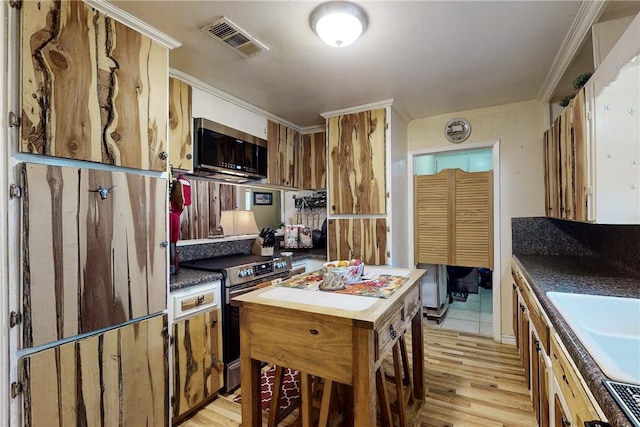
[551,334,602,426]
[172,308,223,422]
[20,314,168,427]
[513,260,605,427]
[328,217,387,265]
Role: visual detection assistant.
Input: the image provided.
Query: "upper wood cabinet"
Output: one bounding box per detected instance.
[545,13,640,224]
[296,131,326,190]
[328,218,387,265]
[414,169,493,268]
[21,0,168,172]
[169,77,193,171]
[327,109,387,215]
[267,120,298,187]
[21,163,167,348]
[20,314,168,427]
[543,88,588,221]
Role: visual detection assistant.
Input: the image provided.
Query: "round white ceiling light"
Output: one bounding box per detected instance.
[310,1,368,48]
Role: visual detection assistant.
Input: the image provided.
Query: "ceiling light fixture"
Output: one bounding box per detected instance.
[310,1,368,48]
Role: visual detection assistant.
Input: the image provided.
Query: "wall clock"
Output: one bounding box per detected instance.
[444,118,471,143]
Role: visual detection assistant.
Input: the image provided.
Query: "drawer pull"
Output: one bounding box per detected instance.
[309,328,319,335]
[389,325,397,340]
[562,374,569,384]
[195,295,205,306]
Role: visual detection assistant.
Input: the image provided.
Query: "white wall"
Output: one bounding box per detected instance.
[191,86,267,140]
[408,99,547,335]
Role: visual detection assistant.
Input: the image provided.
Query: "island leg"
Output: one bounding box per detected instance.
[240,309,262,426]
[352,327,376,425]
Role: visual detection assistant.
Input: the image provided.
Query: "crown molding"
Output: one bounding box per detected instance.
[321,99,395,119]
[84,0,182,49]
[537,0,608,103]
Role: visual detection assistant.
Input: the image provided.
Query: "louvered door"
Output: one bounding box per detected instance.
[414,172,450,265]
[453,169,493,268]
[414,169,493,268]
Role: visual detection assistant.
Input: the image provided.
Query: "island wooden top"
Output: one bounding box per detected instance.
[232,267,426,330]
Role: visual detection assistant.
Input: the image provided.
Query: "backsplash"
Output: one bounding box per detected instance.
[512,217,640,275]
[177,239,255,262]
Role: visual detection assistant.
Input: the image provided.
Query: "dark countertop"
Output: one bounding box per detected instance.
[170,269,223,292]
[513,254,640,427]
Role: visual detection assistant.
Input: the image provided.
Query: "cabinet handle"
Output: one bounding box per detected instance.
[195,295,205,306]
[520,303,526,312]
[561,416,570,427]
[389,325,397,339]
[309,328,319,335]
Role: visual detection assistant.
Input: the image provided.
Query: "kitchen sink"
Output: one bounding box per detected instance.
[546,292,640,385]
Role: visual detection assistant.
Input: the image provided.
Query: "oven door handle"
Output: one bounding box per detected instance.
[228,285,259,299]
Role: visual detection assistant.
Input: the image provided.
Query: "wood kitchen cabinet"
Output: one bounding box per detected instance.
[20,314,168,427]
[544,13,640,224]
[169,77,193,171]
[267,120,299,187]
[328,218,387,265]
[296,130,326,189]
[543,89,587,221]
[21,0,168,172]
[21,163,167,348]
[173,309,223,422]
[415,169,493,268]
[327,108,386,215]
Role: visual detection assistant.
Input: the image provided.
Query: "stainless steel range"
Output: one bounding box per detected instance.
[180,254,292,392]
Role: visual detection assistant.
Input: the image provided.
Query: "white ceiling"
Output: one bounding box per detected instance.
[109,0,584,128]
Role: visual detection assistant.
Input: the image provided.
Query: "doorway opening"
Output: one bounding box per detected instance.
[409,141,501,341]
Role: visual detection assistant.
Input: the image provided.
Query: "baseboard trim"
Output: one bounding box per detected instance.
[501,335,516,345]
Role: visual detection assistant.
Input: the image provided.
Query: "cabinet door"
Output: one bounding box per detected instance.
[571,88,588,221]
[554,394,571,427]
[520,306,530,389]
[327,109,386,215]
[453,169,493,268]
[173,309,223,420]
[512,284,520,350]
[328,218,387,265]
[21,163,167,348]
[21,0,168,171]
[20,314,168,427]
[296,131,326,189]
[531,333,543,425]
[169,77,193,171]
[414,172,450,265]
[560,105,574,219]
[267,120,298,187]
[545,117,562,218]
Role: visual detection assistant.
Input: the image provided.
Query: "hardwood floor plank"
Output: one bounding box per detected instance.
[177,327,537,427]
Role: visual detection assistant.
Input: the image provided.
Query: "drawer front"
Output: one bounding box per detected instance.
[551,335,601,424]
[247,309,353,385]
[376,305,406,362]
[404,285,421,323]
[173,282,220,321]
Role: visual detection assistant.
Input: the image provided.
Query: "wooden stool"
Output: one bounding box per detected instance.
[376,335,414,427]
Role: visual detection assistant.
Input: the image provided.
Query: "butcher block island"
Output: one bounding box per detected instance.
[232,267,426,426]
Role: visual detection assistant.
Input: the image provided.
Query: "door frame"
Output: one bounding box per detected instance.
[407,139,501,341]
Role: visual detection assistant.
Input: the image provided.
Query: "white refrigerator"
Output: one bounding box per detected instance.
[418,264,448,321]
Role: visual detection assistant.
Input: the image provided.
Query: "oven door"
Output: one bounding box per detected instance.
[223,272,291,392]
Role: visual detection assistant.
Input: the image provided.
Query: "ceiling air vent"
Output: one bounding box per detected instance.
[200,17,268,58]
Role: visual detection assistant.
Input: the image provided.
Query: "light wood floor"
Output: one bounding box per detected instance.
[178,327,537,427]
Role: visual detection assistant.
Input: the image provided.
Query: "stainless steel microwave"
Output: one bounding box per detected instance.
[193,118,267,183]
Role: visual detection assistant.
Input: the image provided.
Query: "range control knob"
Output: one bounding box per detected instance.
[238,270,246,278]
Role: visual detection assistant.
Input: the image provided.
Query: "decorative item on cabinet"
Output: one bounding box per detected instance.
[20,0,168,172]
[20,163,167,348]
[169,77,193,171]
